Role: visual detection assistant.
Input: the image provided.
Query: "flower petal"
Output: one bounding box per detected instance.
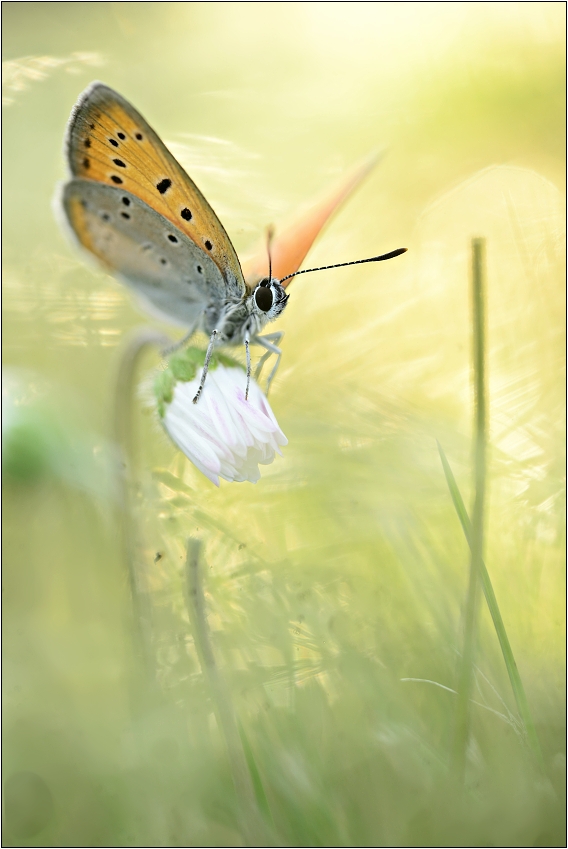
[159,362,286,485]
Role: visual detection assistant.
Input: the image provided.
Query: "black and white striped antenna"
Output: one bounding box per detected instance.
[279,248,407,284]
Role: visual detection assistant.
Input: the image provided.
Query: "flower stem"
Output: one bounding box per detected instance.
[113,327,170,691]
[185,539,270,845]
[451,238,488,783]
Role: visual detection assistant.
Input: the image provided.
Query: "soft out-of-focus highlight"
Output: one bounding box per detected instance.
[3,3,565,846]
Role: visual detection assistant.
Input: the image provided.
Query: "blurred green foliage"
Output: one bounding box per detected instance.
[3,3,565,846]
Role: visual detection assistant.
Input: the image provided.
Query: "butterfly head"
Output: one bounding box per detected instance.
[252,277,289,322]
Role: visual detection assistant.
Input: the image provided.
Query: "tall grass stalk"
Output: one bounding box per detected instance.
[437,441,544,768]
[185,538,269,845]
[451,238,488,782]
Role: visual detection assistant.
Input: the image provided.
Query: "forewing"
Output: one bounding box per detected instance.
[65,82,245,299]
[242,154,379,288]
[61,180,226,327]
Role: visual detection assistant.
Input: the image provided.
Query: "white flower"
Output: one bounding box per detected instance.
[155,348,287,486]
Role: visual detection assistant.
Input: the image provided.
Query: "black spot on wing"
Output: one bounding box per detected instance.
[156,178,171,194]
[167,234,178,244]
[111,175,123,184]
[122,197,130,206]
[109,138,119,147]
[135,132,143,140]
[204,240,213,251]
[113,159,126,168]
[121,212,130,220]
[117,132,126,140]
[84,139,91,148]
[83,158,90,169]
[181,207,192,221]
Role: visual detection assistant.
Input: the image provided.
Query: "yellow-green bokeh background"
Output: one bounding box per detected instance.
[3,3,565,846]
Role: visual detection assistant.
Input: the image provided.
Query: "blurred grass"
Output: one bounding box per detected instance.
[3,3,566,846]
[438,439,543,768]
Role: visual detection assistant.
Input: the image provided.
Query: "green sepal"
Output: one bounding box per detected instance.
[154,369,175,418]
[154,346,243,418]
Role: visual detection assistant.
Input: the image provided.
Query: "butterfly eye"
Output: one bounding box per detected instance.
[255,286,273,312]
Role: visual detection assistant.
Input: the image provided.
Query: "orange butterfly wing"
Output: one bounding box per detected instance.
[241,154,380,289]
[66,82,245,292]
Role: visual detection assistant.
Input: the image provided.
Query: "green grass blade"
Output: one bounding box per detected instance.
[238,720,276,830]
[437,440,544,768]
[451,237,488,782]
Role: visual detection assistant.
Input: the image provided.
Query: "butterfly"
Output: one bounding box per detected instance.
[58,82,406,401]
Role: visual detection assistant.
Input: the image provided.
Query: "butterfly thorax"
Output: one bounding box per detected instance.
[206,278,288,344]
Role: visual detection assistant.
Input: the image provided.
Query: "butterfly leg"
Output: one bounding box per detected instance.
[244,333,251,401]
[193,329,218,404]
[255,331,284,395]
[161,319,200,357]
